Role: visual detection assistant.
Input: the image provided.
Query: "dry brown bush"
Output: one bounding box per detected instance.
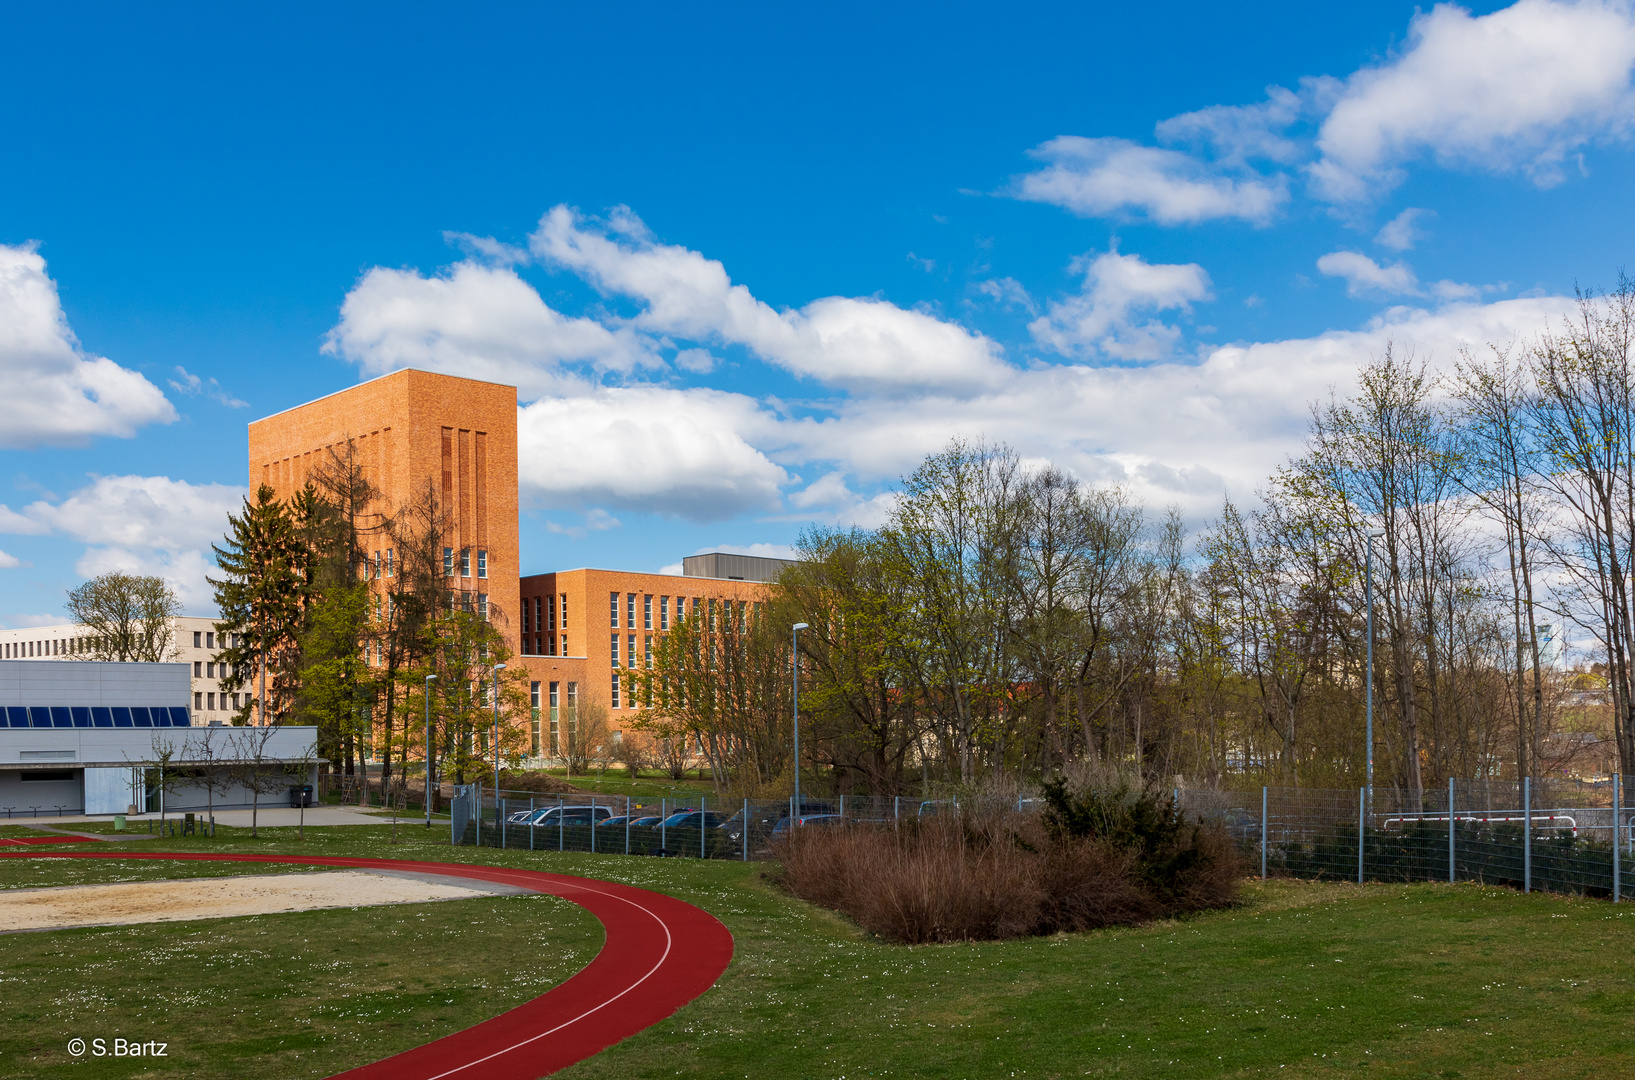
[774,806,1242,944]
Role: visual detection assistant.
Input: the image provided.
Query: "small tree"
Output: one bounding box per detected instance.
[67,572,182,661]
[564,699,611,774]
[227,725,292,838]
[612,729,653,779]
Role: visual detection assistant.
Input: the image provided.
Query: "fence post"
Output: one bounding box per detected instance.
[701,795,707,859]
[626,795,632,856]
[590,796,597,855]
[1523,776,1532,894]
[1260,786,1268,881]
[1448,777,1455,884]
[475,783,481,846]
[558,795,564,853]
[894,796,900,828]
[530,797,535,851]
[661,798,667,854]
[1614,773,1621,905]
[501,798,506,849]
[1357,786,1365,886]
[743,798,750,862]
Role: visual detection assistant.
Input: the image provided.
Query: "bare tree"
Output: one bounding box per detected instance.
[67,572,182,662]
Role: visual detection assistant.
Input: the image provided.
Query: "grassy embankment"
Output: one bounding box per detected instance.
[1,823,1632,1078]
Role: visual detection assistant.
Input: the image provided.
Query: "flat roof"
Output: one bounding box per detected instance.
[249,367,520,425]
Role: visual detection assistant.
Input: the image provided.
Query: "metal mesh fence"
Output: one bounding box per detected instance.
[1179,775,1635,901]
[449,777,1635,902]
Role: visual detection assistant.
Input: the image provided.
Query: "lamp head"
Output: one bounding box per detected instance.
[494,663,506,673]
[793,622,810,631]
[1366,529,1385,539]
[426,674,437,684]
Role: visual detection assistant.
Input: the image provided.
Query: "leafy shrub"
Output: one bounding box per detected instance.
[774,782,1242,944]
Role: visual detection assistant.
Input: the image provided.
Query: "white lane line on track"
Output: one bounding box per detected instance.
[421,875,678,1080]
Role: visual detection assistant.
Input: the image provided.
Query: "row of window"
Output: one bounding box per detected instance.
[1,631,243,661]
[193,661,235,679]
[608,634,655,671]
[0,706,191,729]
[441,547,489,579]
[191,631,241,650]
[520,634,562,656]
[607,592,760,632]
[522,594,563,634]
[194,692,242,712]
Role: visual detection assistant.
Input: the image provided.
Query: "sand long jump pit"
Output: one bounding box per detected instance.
[0,869,536,933]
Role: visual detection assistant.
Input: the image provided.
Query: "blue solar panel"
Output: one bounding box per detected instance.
[91,707,113,728]
[70,707,92,728]
[112,707,133,728]
[1,707,23,728]
[131,707,153,728]
[50,707,72,729]
[169,707,190,727]
[30,707,53,728]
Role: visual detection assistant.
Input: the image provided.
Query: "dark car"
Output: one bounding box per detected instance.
[770,813,844,836]
[625,815,663,827]
[524,805,615,827]
[659,810,732,829]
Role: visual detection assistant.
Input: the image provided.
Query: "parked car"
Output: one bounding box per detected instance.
[770,813,844,836]
[523,805,616,827]
[505,808,539,823]
[625,815,664,828]
[659,809,732,829]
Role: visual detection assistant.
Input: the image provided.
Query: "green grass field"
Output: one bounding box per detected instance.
[2,822,1632,1078]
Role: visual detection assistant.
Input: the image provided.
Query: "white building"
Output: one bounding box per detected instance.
[0,658,317,815]
[0,616,249,724]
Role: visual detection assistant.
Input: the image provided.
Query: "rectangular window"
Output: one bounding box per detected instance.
[610,591,620,627]
[560,635,567,655]
[628,634,636,669]
[207,692,215,711]
[549,681,560,753]
[206,631,215,649]
[193,631,202,648]
[194,692,202,711]
[373,551,381,578]
[444,547,454,576]
[560,594,568,628]
[610,634,620,665]
[708,598,717,631]
[523,601,531,634]
[193,661,202,677]
[660,596,669,630]
[610,673,620,709]
[206,661,216,678]
[627,593,636,629]
[531,681,541,709]
[477,549,487,579]
[478,593,489,619]
[386,548,394,577]
[644,594,652,629]
[645,635,653,668]
[460,548,471,578]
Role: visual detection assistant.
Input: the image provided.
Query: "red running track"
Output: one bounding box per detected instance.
[0,851,734,1080]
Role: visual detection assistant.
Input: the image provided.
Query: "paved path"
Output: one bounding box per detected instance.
[0,850,734,1080]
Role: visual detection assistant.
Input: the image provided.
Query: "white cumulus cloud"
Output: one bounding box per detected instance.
[1029,248,1212,360]
[1317,251,1422,297]
[324,259,653,395]
[0,475,246,616]
[517,386,791,522]
[1011,137,1288,225]
[1375,207,1434,251]
[0,243,175,448]
[1311,0,1635,201]
[530,205,1012,396]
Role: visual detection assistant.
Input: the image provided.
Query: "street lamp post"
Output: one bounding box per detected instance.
[1365,530,1384,805]
[423,674,437,827]
[792,623,808,817]
[491,663,506,825]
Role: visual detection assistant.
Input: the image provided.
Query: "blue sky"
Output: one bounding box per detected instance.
[3,0,1634,623]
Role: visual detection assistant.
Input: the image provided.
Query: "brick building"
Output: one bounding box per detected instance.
[247,369,793,758]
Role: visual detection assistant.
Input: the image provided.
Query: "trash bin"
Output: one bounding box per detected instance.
[113,814,126,831]
[289,785,314,808]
